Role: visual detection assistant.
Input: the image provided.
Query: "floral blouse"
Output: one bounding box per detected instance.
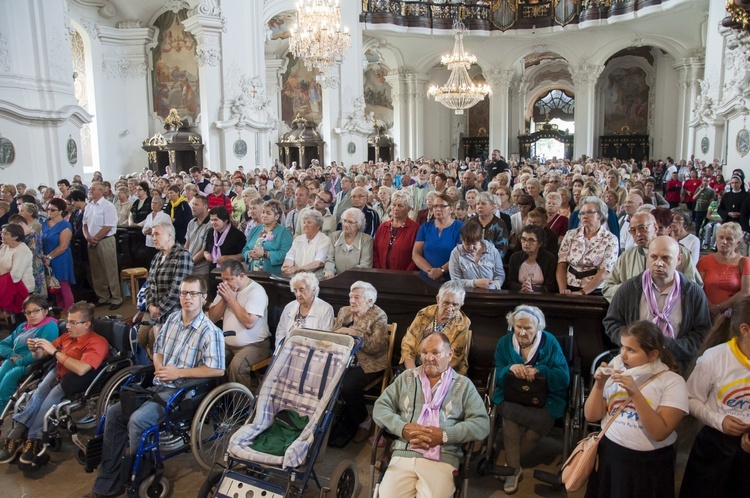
[248,230,273,272]
[558,224,618,288]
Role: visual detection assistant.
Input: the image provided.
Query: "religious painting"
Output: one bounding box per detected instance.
[233,139,247,159]
[67,138,78,165]
[0,137,15,168]
[363,59,393,128]
[468,75,490,137]
[737,129,750,157]
[281,53,323,127]
[268,12,295,40]
[603,66,649,135]
[151,9,200,122]
[701,136,709,154]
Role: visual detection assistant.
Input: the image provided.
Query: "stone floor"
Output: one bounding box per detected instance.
[0,300,697,498]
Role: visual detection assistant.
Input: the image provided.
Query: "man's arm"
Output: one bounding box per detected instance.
[443,380,491,444]
[668,285,711,365]
[33,339,93,376]
[372,374,408,439]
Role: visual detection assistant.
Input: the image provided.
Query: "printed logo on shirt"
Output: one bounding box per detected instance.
[716,378,750,414]
[607,391,655,425]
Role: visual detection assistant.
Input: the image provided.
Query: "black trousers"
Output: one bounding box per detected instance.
[679,425,750,498]
[338,365,381,436]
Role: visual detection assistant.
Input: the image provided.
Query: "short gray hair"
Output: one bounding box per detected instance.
[506,305,546,331]
[20,202,39,217]
[437,281,466,307]
[151,221,175,239]
[580,196,608,221]
[391,189,413,210]
[342,207,365,230]
[350,280,377,305]
[301,208,324,228]
[289,272,320,297]
[151,195,164,207]
[475,192,495,205]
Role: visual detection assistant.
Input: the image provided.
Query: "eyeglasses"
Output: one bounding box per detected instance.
[580,210,599,216]
[433,204,450,209]
[24,308,45,316]
[628,224,653,234]
[519,237,538,243]
[68,320,88,326]
[179,291,205,298]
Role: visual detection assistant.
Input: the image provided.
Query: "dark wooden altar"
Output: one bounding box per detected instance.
[277,114,325,168]
[367,125,394,162]
[518,125,574,160]
[142,109,203,175]
[461,137,489,161]
[599,134,650,162]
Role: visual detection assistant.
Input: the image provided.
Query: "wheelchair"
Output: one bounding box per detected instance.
[0,357,55,438]
[18,316,133,469]
[581,348,620,438]
[83,363,254,497]
[474,325,585,490]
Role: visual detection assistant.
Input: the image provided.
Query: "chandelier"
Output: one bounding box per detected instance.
[428,20,491,114]
[289,0,351,72]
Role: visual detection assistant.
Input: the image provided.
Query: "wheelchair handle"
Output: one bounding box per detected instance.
[223,330,237,337]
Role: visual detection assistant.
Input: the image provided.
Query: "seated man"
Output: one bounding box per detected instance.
[85,276,225,498]
[603,236,711,369]
[602,212,703,301]
[373,333,490,498]
[208,260,271,389]
[400,281,472,375]
[0,301,109,465]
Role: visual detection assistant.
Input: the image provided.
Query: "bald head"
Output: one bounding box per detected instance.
[350,187,368,208]
[624,192,643,215]
[647,235,681,288]
[630,212,657,248]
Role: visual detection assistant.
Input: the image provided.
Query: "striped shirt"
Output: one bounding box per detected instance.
[153,310,225,388]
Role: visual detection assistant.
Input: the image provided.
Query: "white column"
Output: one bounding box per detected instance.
[266,58,285,162]
[385,71,407,159]
[413,73,430,158]
[571,60,604,158]
[672,57,704,160]
[485,68,513,155]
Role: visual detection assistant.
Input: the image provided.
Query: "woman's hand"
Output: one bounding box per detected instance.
[336,327,357,336]
[611,372,640,397]
[427,268,444,281]
[248,248,263,260]
[559,288,572,295]
[520,279,533,293]
[742,433,750,453]
[721,415,750,437]
[474,278,492,289]
[281,264,298,275]
[324,272,335,278]
[509,364,528,380]
[525,366,539,381]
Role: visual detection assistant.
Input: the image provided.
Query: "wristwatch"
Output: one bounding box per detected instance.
[442,430,448,444]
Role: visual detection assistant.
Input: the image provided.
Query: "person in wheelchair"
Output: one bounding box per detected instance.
[329,281,388,448]
[372,333,489,498]
[1,301,109,466]
[399,281,471,375]
[0,296,58,415]
[491,305,570,494]
[85,275,225,498]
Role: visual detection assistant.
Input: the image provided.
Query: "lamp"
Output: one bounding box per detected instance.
[428,20,491,114]
[289,0,351,72]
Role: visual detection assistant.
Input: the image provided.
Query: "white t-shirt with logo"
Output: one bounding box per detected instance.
[212,280,269,347]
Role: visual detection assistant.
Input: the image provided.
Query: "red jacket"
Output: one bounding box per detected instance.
[373,218,419,271]
[207,193,233,215]
[665,180,683,203]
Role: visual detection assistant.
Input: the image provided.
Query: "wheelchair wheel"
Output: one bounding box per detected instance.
[475,454,489,476]
[329,459,358,498]
[95,365,145,421]
[190,382,254,471]
[69,398,99,430]
[138,474,171,498]
[196,469,223,498]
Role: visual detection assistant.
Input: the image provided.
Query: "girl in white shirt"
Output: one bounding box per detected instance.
[680,298,750,497]
[583,320,688,498]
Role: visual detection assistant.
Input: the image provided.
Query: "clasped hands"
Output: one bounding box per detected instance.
[154,365,181,382]
[509,364,539,381]
[402,422,442,449]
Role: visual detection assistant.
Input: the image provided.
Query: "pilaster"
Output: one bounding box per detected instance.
[571,59,604,158]
[485,68,513,155]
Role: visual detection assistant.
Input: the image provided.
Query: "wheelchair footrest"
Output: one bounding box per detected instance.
[215,470,286,498]
[85,435,104,471]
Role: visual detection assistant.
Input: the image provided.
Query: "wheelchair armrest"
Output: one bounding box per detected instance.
[369,425,398,466]
[25,357,55,375]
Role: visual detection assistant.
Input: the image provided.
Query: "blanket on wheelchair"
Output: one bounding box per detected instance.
[227,334,350,468]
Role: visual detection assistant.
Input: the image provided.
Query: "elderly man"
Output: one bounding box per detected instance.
[295,189,336,238]
[373,333,490,498]
[409,165,436,218]
[83,181,122,310]
[460,170,482,196]
[603,236,711,369]
[183,195,211,283]
[602,212,702,301]
[208,260,270,390]
[284,185,309,233]
[85,276,225,498]
[618,191,644,251]
[332,175,354,222]
[342,186,380,238]
[145,222,193,324]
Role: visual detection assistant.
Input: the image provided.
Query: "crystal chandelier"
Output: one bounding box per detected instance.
[428,20,491,114]
[289,0,351,72]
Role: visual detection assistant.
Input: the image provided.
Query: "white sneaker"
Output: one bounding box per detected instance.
[503,468,523,494]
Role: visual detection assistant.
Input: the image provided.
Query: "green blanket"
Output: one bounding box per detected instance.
[249,409,309,456]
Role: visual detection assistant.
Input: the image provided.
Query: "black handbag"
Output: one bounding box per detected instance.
[504,374,547,408]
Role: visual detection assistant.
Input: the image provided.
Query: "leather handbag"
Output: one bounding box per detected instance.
[561,371,666,491]
[45,265,61,294]
[504,374,547,408]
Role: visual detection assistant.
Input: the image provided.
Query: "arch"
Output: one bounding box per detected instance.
[263,0,298,24]
[362,37,405,72]
[590,34,685,67]
[69,20,100,173]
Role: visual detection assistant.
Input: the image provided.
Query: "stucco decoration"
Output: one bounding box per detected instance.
[343,96,376,135]
[0,33,10,73]
[228,75,278,130]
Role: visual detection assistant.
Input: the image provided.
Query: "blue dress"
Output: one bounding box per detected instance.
[416,219,464,273]
[42,220,75,283]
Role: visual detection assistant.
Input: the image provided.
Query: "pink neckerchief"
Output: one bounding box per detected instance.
[413,366,454,461]
[211,225,230,266]
[642,269,681,339]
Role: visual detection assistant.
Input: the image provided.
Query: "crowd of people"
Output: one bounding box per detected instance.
[0,150,748,497]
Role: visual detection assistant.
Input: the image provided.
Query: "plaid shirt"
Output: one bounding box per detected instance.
[144,244,194,323]
[153,310,224,388]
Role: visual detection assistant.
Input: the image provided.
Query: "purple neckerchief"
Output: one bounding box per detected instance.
[211,225,230,266]
[642,269,681,339]
[413,366,454,461]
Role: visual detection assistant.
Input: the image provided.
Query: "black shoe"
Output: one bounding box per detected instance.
[95,301,110,307]
[18,438,40,464]
[0,438,24,464]
[328,430,354,448]
[108,303,122,311]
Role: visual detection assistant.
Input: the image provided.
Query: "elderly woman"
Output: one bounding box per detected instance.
[0,224,34,314]
[324,207,373,277]
[282,209,332,276]
[373,190,420,271]
[465,189,479,217]
[416,190,438,225]
[113,187,133,225]
[400,281,472,375]
[492,305,569,493]
[19,203,41,234]
[506,224,559,293]
[413,193,464,282]
[510,193,535,239]
[8,215,46,299]
[526,207,560,256]
[544,191,567,243]
[329,281,389,448]
[275,272,334,349]
[470,191,510,259]
[243,200,293,275]
[697,222,750,317]
[496,186,519,218]
[240,196,263,236]
[557,196,618,296]
[184,183,198,206]
[0,296,58,412]
[129,181,151,224]
[41,198,75,310]
[449,222,504,290]
[670,207,700,265]
[372,185,393,222]
[141,195,171,250]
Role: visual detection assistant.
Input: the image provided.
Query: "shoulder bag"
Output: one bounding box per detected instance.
[45,265,61,294]
[561,370,666,492]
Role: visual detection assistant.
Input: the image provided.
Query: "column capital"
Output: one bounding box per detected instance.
[182,13,224,68]
[571,59,604,87]
[485,68,513,88]
[98,26,154,79]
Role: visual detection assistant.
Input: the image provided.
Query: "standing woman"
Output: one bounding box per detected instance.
[412,193,463,282]
[41,199,75,310]
[129,181,151,225]
[0,224,34,315]
[243,199,293,275]
[372,185,392,222]
[697,222,750,317]
[584,321,688,498]
[8,214,46,299]
[113,187,133,225]
[670,207,700,265]
[165,185,192,244]
[373,190,419,271]
[141,196,171,260]
[718,174,749,227]
[679,297,750,498]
